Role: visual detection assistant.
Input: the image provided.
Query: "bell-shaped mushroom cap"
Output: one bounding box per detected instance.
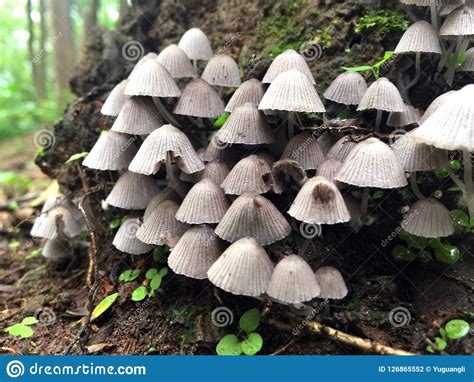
[143,187,181,221]
[262,49,315,84]
[128,124,204,175]
[400,0,463,5]
[31,205,83,240]
[221,155,272,195]
[176,178,230,224]
[314,266,348,300]
[156,44,196,79]
[83,131,138,171]
[101,80,128,116]
[288,176,350,224]
[207,236,274,297]
[323,72,368,105]
[197,159,230,185]
[203,138,239,165]
[357,77,405,112]
[215,103,274,145]
[271,159,308,194]
[168,224,222,279]
[387,103,421,127]
[111,97,163,135]
[266,255,320,304]
[326,137,357,162]
[42,239,72,260]
[106,172,160,210]
[439,5,474,39]
[225,79,265,112]
[281,132,325,170]
[460,47,474,71]
[394,21,442,54]
[391,131,448,171]
[125,59,181,97]
[215,193,291,245]
[173,79,225,118]
[419,90,455,124]
[401,198,455,238]
[112,218,153,255]
[335,138,408,188]
[317,158,343,184]
[201,54,241,88]
[259,69,325,112]
[412,85,474,151]
[178,27,213,61]
[136,200,188,247]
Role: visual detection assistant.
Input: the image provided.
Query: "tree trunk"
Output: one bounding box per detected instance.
[27,0,41,102]
[50,0,76,104]
[118,0,128,23]
[37,0,47,101]
[82,0,100,51]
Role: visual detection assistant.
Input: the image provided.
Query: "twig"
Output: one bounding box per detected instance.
[267,318,416,355]
[271,340,295,355]
[0,347,21,355]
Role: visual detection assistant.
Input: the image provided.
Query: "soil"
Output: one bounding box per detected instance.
[1,0,473,355]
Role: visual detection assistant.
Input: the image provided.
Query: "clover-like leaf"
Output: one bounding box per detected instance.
[241,332,263,355]
[6,323,34,338]
[433,244,460,264]
[65,152,88,164]
[391,245,416,262]
[216,334,242,356]
[22,316,39,326]
[158,267,168,278]
[150,275,162,291]
[445,320,470,339]
[131,286,148,302]
[145,268,158,280]
[239,308,261,333]
[450,209,470,227]
[119,269,140,283]
[91,292,119,321]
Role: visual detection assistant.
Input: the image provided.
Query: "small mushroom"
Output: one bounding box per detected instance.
[221,155,272,195]
[387,103,421,128]
[225,78,265,113]
[178,27,213,70]
[143,187,181,221]
[317,158,343,187]
[156,44,196,79]
[42,238,73,260]
[326,136,357,162]
[323,71,368,106]
[201,54,241,88]
[112,218,153,255]
[314,266,348,300]
[281,132,325,171]
[262,49,315,84]
[30,205,83,240]
[101,79,128,116]
[271,159,308,194]
[106,172,160,210]
[111,96,163,135]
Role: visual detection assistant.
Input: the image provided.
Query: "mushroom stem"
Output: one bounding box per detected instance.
[429,0,439,32]
[154,97,182,128]
[409,172,425,200]
[360,187,370,217]
[446,166,466,194]
[445,37,468,87]
[463,149,474,219]
[288,111,295,139]
[374,109,382,132]
[165,152,187,198]
[192,59,198,73]
[298,238,312,258]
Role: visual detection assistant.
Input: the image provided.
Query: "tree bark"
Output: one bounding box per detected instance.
[118,0,128,23]
[82,0,100,51]
[27,0,42,102]
[37,0,47,101]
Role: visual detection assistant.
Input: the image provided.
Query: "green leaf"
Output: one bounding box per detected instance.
[214,112,230,128]
[119,269,140,283]
[109,218,122,229]
[239,308,261,333]
[150,275,162,291]
[158,267,168,278]
[27,247,42,259]
[241,332,263,355]
[445,319,470,339]
[131,286,148,302]
[434,337,447,350]
[448,186,461,193]
[426,345,434,353]
[433,244,460,264]
[216,334,242,356]
[391,245,416,262]
[8,241,20,250]
[449,160,462,171]
[450,209,470,227]
[91,293,119,321]
[370,190,384,200]
[336,108,349,120]
[5,323,34,338]
[417,250,433,263]
[22,316,39,326]
[342,65,372,72]
[145,268,158,280]
[65,152,88,164]
[398,230,428,249]
[434,168,449,178]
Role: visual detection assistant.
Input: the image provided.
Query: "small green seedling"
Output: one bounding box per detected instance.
[5,316,38,338]
[343,51,394,79]
[214,112,230,128]
[26,247,42,259]
[8,241,21,250]
[65,152,88,164]
[119,269,140,283]
[450,209,474,233]
[131,267,169,301]
[216,308,263,356]
[427,319,471,353]
[91,293,119,321]
[370,190,384,201]
[109,215,128,229]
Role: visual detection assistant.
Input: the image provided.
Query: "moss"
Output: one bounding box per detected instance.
[355,9,408,41]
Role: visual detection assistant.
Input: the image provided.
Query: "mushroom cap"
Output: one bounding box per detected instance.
[288,176,350,224]
[394,21,442,54]
[101,80,128,116]
[317,158,343,185]
[357,77,405,112]
[31,205,83,240]
[326,137,357,162]
[203,139,239,165]
[401,198,455,238]
[173,78,225,118]
[178,27,213,61]
[271,159,308,194]
[42,239,72,260]
[201,54,241,88]
[419,90,455,124]
[258,69,325,113]
[262,49,315,84]
[387,103,421,127]
[335,138,408,188]
[317,132,337,155]
[323,72,368,105]
[314,266,348,300]
[439,5,474,39]
[125,59,181,97]
[391,131,448,171]
[168,224,222,280]
[207,236,274,297]
[176,178,230,224]
[111,96,163,135]
[143,187,181,221]
[221,155,272,195]
[215,103,275,145]
[459,47,474,71]
[266,255,320,304]
[400,0,462,5]
[83,131,138,171]
[215,192,291,246]
[196,159,230,185]
[281,132,325,170]
[106,172,160,210]
[128,124,205,175]
[112,218,153,255]
[411,85,474,151]
[225,79,265,112]
[156,44,196,79]
[136,200,188,247]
